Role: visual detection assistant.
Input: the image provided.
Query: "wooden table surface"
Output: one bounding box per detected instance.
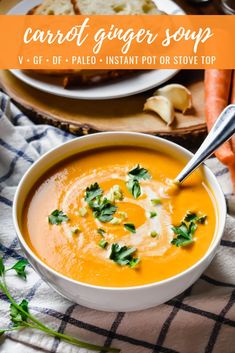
[0,0,223,14]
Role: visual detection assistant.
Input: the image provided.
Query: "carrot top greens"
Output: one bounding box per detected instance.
[0,257,119,352]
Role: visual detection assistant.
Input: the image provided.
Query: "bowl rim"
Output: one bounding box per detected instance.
[13,131,227,292]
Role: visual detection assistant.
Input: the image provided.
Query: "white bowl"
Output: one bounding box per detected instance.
[13,132,226,312]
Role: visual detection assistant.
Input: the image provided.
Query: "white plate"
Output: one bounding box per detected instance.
[9,0,185,100]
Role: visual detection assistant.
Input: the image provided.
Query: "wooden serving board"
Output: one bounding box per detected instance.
[0,70,206,137]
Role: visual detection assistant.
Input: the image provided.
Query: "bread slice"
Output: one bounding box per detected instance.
[30,0,76,15]
[73,0,162,15]
[28,0,163,87]
[63,69,135,87]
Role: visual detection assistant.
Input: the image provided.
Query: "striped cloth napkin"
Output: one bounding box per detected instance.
[0,91,234,353]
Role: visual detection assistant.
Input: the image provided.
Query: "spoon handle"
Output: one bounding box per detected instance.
[175,104,235,183]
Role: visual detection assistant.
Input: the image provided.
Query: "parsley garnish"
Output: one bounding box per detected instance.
[109,243,140,268]
[97,228,106,236]
[98,239,108,249]
[151,198,161,206]
[77,207,87,217]
[0,258,119,353]
[150,211,157,218]
[171,211,207,247]
[106,185,123,202]
[150,231,158,238]
[48,210,69,225]
[127,179,141,199]
[184,211,207,224]
[128,165,151,180]
[124,223,136,233]
[85,183,117,223]
[71,227,81,235]
[85,183,103,203]
[126,164,151,199]
[91,198,117,223]
[110,217,122,225]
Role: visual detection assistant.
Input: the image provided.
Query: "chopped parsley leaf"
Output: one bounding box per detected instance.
[129,258,140,268]
[150,231,158,238]
[197,215,207,224]
[184,211,207,224]
[128,164,151,180]
[98,239,108,249]
[124,223,136,233]
[91,198,117,223]
[172,237,194,247]
[110,217,122,225]
[150,211,157,218]
[109,243,139,268]
[151,198,161,206]
[126,179,141,199]
[85,183,103,203]
[171,211,207,247]
[71,227,81,235]
[118,211,128,220]
[77,207,87,217]
[97,228,106,236]
[48,210,69,225]
[84,183,117,223]
[106,185,123,202]
[126,164,151,199]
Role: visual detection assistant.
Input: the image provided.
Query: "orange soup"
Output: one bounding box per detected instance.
[22,146,217,287]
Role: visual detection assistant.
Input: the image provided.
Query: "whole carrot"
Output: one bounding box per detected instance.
[205,69,235,166]
[230,71,235,154]
[228,70,235,193]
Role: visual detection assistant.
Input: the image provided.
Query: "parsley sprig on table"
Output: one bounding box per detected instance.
[171,211,207,247]
[85,183,117,223]
[126,165,151,199]
[0,258,119,352]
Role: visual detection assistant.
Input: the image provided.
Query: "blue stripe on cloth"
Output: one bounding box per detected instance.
[12,113,25,124]
[25,280,43,301]
[0,242,24,261]
[2,238,18,261]
[0,195,12,207]
[221,239,235,248]
[0,146,31,184]
[204,290,235,353]
[51,303,77,353]
[0,154,22,183]
[26,306,181,353]
[26,127,71,144]
[0,96,7,113]
[0,138,34,164]
[166,300,235,327]
[215,168,228,177]
[201,275,235,289]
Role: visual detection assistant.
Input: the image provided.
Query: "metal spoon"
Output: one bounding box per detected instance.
[175,104,235,184]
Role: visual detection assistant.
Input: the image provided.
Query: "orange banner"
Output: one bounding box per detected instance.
[0,15,235,69]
